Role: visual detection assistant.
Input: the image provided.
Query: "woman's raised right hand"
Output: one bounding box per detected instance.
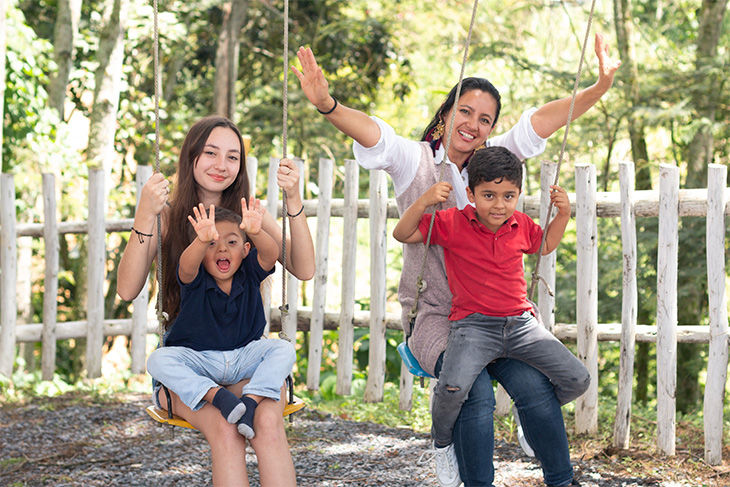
[292,47,335,113]
[139,172,170,215]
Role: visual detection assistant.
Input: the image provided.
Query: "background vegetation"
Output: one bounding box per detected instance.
[2,0,729,429]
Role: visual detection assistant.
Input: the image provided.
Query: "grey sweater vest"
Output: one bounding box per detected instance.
[396,142,458,376]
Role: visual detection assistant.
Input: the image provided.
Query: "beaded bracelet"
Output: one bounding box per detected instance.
[286,206,304,218]
[131,226,153,244]
[317,97,338,115]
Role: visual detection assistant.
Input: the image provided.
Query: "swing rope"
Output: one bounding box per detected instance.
[152,0,167,338]
[407,0,598,350]
[407,0,480,329]
[278,0,291,342]
[528,0,597,302]
[145,0,304,430]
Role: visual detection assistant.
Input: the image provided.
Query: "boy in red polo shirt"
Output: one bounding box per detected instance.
[393,146,589,482]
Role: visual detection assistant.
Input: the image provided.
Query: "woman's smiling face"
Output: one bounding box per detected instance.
[441,89,498,166]
[193,126,242,205]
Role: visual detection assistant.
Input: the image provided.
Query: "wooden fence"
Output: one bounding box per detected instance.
[1,160,729,464]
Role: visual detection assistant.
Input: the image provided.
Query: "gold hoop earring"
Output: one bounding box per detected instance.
[431,120,445,141]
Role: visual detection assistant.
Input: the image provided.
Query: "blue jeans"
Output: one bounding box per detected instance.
[436,356,575,487]
[146,338,296,411]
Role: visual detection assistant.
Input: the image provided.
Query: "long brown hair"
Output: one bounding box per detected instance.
[161,116,250,327]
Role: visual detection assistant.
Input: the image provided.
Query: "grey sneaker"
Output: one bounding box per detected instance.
[512,405,535,457]
[418,442,461,487]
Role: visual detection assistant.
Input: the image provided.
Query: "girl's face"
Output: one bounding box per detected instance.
[193,126,242,205]
[441,89,498,166]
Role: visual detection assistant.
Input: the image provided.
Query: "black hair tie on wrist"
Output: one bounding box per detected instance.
[131,226,153,244]
[286,206,304,218]
[317,97,338,115]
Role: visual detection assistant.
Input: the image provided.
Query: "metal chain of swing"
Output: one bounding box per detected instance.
[150,0,294,343]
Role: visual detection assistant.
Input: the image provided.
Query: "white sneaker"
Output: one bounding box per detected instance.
[418,442,461,487]
[513,405,535,457]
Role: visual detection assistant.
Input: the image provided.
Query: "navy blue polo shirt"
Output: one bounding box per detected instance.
[164,248,275,351]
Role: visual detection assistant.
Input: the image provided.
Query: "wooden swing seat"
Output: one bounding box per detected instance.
[146,394,306,430]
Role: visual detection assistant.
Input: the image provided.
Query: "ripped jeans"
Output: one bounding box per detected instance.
[431,311,589,447]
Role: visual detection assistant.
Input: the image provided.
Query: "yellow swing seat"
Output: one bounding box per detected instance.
[145,395,306,430]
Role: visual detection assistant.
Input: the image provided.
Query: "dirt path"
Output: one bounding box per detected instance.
[0,392,727,486]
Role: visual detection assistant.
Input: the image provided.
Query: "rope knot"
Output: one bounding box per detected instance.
[531,272,554,297]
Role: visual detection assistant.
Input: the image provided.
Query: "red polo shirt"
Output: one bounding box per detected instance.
[418,205,543,320]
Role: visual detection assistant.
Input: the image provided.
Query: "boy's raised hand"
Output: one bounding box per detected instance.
[550,185,571,217]
[421,182,453,207]
[188,203,219,243]
[241,196,264,235]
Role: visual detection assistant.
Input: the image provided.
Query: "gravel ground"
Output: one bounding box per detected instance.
[0,392,727,486]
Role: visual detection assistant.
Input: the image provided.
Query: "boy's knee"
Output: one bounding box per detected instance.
[436,383,466,401]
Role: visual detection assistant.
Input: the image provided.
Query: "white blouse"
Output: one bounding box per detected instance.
[352,108,546,210]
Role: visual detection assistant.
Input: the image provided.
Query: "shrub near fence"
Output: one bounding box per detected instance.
[1,161,729,464]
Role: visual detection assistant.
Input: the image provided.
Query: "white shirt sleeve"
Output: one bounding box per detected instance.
[486,107,547,160]
[352,117,422,197]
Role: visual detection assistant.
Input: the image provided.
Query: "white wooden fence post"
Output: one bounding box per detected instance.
[575,164,598,433]
[537,161,558,332]
[41,174,59,380]
[364,169,387,403]
[284,158,305,344]
[656,163,679,456]
[247,155,258,198]
[307,157,333,391]
[703,163,728,465]
[264,157,279,334]
[0,173,17,377]
[336,159,359,396]
[613,161,638,448]
[86,167,106,378]
[130,165,152,374]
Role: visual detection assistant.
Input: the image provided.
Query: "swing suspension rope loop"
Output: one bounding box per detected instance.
[278,0,291,342]
[528,0,597,301]
[408,0,480,327]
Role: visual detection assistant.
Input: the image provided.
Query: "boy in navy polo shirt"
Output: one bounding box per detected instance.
[147,200,295,439]
[393,146,589,480]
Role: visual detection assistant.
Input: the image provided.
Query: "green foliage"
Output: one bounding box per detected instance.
[4,0,729,418]
[3,1,60,175]
[299,376,433,432]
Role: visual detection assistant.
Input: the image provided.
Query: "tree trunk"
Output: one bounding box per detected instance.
[214,0,249,119]
[0,0,6,150]
[614,0,654,406]
[676,0,727,413]
[87,0,127,174]
[48,0,82,119]
[685,0,728,188]
[613,0,651,191]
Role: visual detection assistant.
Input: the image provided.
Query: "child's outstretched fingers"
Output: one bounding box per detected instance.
[188,203,218,243]
[240,197,263,235]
